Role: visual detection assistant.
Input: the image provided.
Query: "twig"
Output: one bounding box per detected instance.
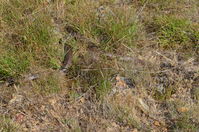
[154,51,176,64]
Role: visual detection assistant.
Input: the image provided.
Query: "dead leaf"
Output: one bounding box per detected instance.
[154,121,161,126]
[79,97,85,103]
[177,107,189,113]
[132,128,138,132]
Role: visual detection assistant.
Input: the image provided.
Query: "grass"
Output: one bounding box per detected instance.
[64,0,139,52]
[154,86,176,101]
[68,65,113,99]
[0,0,199,131]
[0,50,30,79]
[95,76,112,99]
[92,5,138,50]
[155,16,199,50]
[114,106,141,129]
[31,71,66,95]
[1,0,197,79]
[173,116,199,132]
[0,0,62,79]
[173,102,199,131]
[0,116,21,132]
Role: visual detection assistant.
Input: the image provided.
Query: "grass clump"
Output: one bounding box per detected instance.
[0,52,30,79]
[95,78,112,99]
[154,16,199,50]
[0,0,62,80]
[0,116,21,132]
[173,116,199,132]
[68,65,113,99]
[93,6,138,51]
[64,0,138,52]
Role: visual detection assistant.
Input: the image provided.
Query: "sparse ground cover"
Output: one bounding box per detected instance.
[0,0,199,131]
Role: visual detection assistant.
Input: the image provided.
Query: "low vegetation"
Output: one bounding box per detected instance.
[0,0,198,131]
